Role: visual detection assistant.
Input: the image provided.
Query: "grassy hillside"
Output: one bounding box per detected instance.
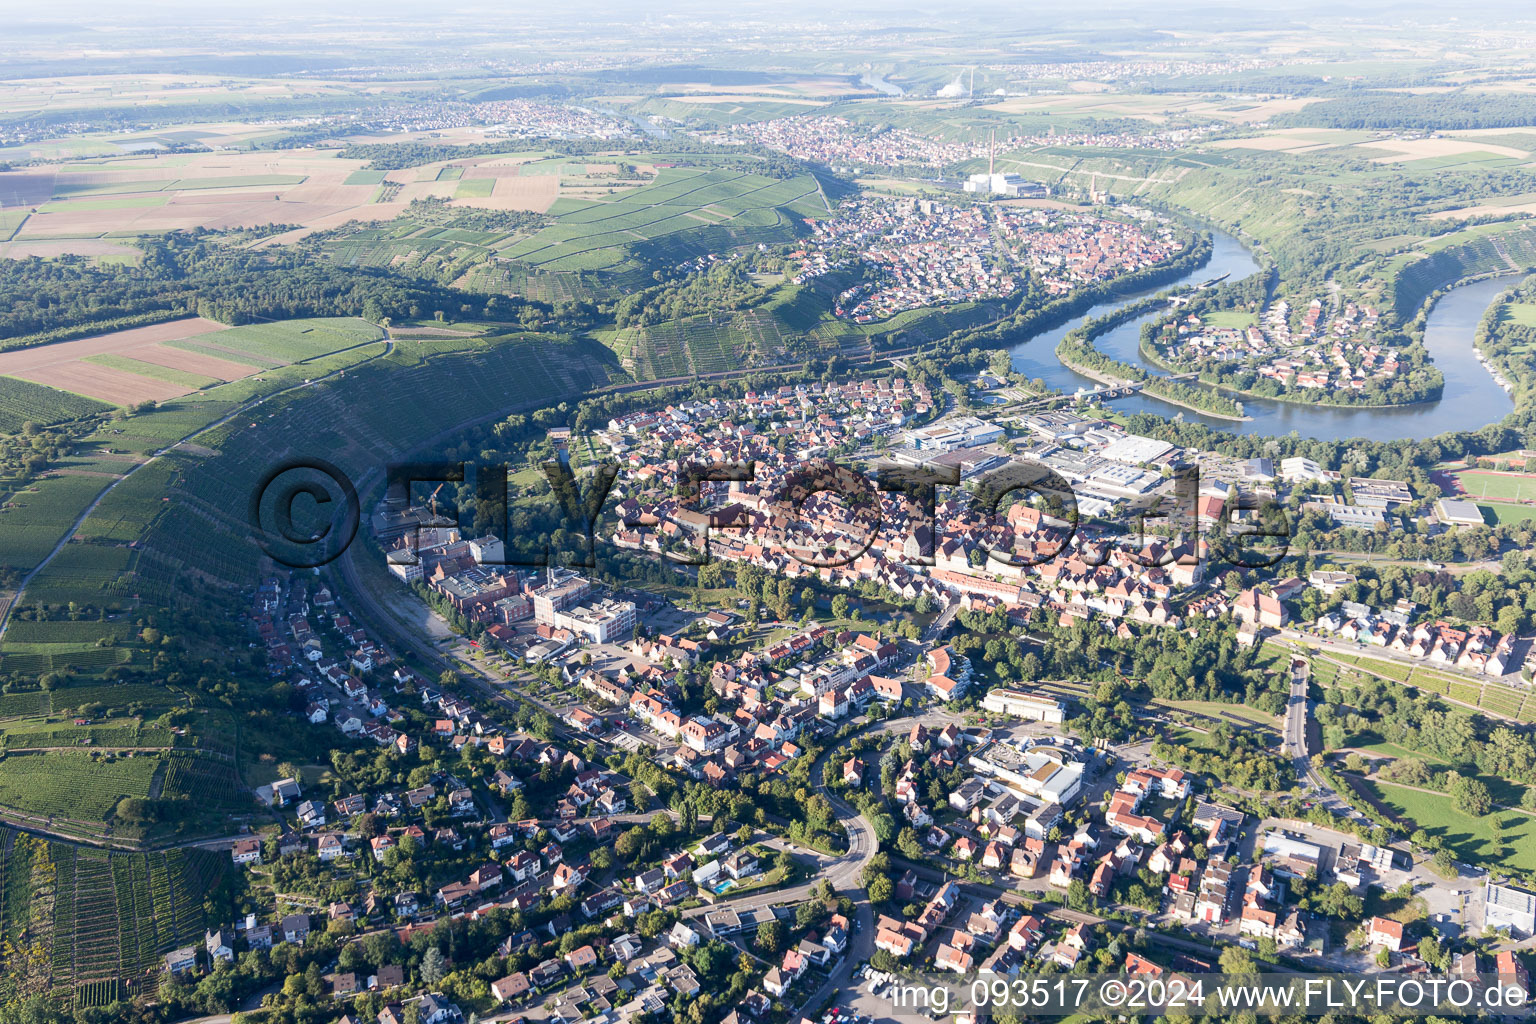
[496,167,828,275]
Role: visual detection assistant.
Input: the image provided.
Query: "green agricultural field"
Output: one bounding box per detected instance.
[343,169,387,185]
[0,717,173,750]
[436,165,465,181]
[49,681,187,713]
[1,620,138,645]
[37,196,168,213]
[160,752,246,809]
[0,377,110,432]
[82,354,221,390]
[497,168,828,273]
[163,174,307,191]
[0,829,223,996]
[0,209,27,241]
[51,180,175,198]
[0,473,122,573]
[1340,653,1414,683]
[455,178,496,198]
[166,316,384,364]
[517,158,569,176]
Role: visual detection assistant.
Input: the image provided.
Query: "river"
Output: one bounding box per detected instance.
[859,73,904,97]
[1007,229,1517,441]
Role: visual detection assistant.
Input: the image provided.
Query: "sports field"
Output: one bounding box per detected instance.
[1450,469,1536,502]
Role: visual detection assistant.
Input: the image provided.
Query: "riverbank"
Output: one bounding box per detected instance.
[1054,289,1250,421]
[1134,332,1446,412]
[1055,347,1252,422]
[1010,226,1521,440]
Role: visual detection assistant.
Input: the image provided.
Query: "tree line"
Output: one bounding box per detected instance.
[0,231,556,347]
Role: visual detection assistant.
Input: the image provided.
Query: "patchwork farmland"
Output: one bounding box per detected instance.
[0,147,603,255]
[0,316,384,404]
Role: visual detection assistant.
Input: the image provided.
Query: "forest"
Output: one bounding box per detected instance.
[0,232,560,348]
[1280,92,1536,130]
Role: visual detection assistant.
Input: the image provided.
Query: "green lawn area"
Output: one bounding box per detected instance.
[0,209,27,241]
[38,195,169,213]
[1351,740,1448,763]
[1160,699,1278,728]
[1360,779,1536,873]
[1204,310,1256,329]
[1504,302,1536,328]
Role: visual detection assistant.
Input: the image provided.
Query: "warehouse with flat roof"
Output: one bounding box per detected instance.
[1485,880,1536,937]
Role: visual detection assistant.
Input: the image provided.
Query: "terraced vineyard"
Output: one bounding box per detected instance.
[1326,652,1536,721]
[161,752,247,811]
[463,264,613,304]
[0,829,222,1003]
[1390,225,1536,320]
[614,309,784,379]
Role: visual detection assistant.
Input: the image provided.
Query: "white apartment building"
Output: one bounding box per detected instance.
[981,688,1066,724]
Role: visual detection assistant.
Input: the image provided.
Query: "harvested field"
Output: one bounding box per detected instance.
[5,147,571,254]
[1360,138,1531,162]
[0,318,227,372]
[12,362,191,404]
[116,345,256,380]
[1209,131,1348,153]
[451,175,560,212]
[0,238,139,260]
[0,319,238,402]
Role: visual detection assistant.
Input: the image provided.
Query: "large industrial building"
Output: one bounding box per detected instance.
[1485,880,1536,937]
